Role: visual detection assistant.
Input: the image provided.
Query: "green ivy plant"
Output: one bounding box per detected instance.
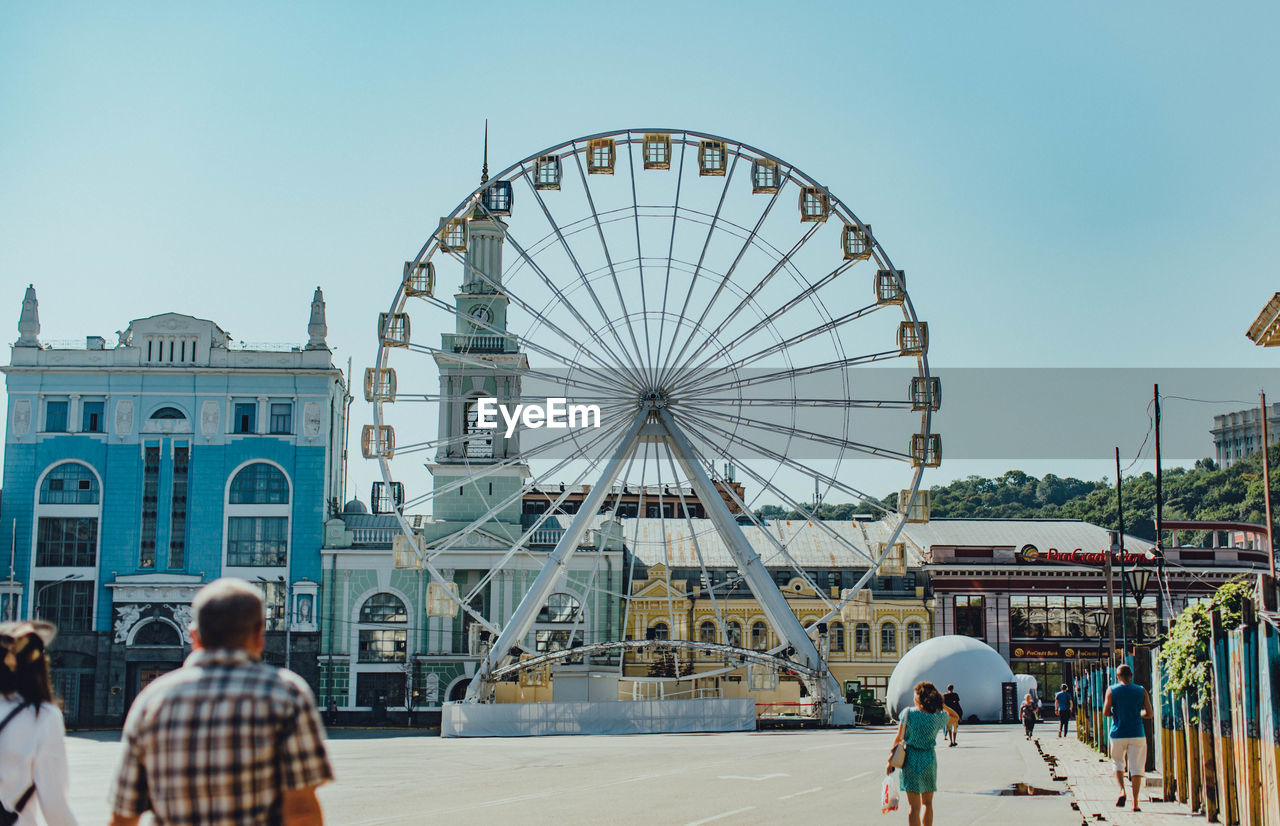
[1157,578,1252,698]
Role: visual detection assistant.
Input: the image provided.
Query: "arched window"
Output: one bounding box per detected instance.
[830,621,846,653]
[150,407,186,420]
[880,621,898,654]
[229,463,290,504]
[463,398,493,459]
[358,593,407,663]
[40,463,99,505]
[726,620,743,647]
[906,620,923,650]
[698,620,718,644]
[133,620,182,646]
[751,621,768,651]
[537,593,580,623]
[360,593,407,623]
[646,621,669,641]
[854,622,871,653]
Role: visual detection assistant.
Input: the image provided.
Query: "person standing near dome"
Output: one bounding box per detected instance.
[887,682,960,826]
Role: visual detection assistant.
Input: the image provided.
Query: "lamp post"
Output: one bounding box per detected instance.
[1124,568,1151,655]
[1090,608,1111,667]
[256,575,291,671]
[31,573,86,621]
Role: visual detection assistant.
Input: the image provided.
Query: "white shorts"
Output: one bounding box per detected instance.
[1110,736,1146,776]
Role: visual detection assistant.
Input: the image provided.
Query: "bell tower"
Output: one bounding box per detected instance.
[427,126,527,529]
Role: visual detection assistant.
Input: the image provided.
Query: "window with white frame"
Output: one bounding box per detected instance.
[224,463,290,569]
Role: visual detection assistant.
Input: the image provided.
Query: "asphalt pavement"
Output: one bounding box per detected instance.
[63,723,1079,825]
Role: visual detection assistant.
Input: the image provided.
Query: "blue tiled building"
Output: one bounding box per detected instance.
[1,285,346,725]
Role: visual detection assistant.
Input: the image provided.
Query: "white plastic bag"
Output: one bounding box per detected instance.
[881,774,900,813]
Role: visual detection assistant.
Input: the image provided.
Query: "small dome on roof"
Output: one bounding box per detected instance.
[342,498,369,515]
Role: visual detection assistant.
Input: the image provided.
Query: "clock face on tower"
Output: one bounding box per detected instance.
[470,305,492,325]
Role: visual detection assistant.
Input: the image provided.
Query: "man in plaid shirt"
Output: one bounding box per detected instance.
[108,579,334,825]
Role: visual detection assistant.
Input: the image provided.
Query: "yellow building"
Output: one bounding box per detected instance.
[618,517,932,711]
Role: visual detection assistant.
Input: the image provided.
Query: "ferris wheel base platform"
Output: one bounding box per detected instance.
[440,698,757,737]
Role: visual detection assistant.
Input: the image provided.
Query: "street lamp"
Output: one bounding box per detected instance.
[256,575,291,672]
[1090,608,1111,667]
[1125,568,1151,654]
[31,573,85,620]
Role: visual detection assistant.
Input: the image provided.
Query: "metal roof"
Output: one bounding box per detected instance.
[898,518,1155,556]
[613,517,912,568]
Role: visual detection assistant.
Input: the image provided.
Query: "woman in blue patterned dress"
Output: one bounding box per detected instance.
[887,682,960,826]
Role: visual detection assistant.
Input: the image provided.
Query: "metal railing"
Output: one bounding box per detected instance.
[441,333,516,354]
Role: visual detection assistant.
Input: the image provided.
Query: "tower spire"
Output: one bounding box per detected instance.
[481,120,489,184]
[17,284,40,348]
[306,286,329,350]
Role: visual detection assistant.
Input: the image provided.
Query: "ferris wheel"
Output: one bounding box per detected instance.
[366,128,938,712]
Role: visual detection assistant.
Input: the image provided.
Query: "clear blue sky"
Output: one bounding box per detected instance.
[3,1,1278,502]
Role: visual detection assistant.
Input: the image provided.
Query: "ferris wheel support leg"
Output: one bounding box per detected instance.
[465,409,648,703]
[656,408,843,718]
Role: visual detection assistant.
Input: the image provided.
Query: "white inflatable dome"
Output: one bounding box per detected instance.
[886,635,1014,722]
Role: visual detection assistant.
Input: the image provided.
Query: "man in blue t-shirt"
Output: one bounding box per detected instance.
[1054,683,1073,738]
[1102,664,1154,812]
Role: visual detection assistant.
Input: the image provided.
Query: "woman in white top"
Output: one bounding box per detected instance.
[0,620,77,825]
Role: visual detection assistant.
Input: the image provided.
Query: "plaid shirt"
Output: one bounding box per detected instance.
[108,648,333,825]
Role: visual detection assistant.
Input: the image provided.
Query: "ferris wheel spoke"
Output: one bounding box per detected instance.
[653,137,689,385]
[668,300,889,398]
[470,197,648,385]
[383,398,633,463]
[406,290,636,396]
[569,148,651,380]
[652,149,743,386]
[679,401,915,462]
[655,166,788,389]
[623,134,654,381]
[661,218,824,386]
[668,431,839,614]
[673,350,905,400]
[669,408,898,515]
[686,397,915,409]
[679,428,880,569]
[393,406,634,510]
[405,342,633,400]
[675,259,858,380]
[420,418,634,565]
[657,441,728,640]
[457,432,638,609]
[521,169,652,388]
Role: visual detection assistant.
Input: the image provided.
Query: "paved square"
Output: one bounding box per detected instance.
[65,724,1078,825]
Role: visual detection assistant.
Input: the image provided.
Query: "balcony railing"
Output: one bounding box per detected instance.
[442,334,517,354]
[351,527,396,546]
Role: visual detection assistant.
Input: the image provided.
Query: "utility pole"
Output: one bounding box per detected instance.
[1115,447,1128,659]
[1262,391,1276,580]
[1154,385,1167,637]
[8,519,16,621]
[1105,532,1117,668]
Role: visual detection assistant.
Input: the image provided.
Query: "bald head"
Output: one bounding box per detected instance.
[193,578,265,650]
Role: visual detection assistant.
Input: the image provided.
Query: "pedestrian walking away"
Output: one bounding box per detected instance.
[1102,663,1154,812]
[1020,692,1038,740]
[108,578,335,825]
[941,684,962,747]
[1055,683,1073,738]
[887,682,961,826]
[0,620,78,826]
